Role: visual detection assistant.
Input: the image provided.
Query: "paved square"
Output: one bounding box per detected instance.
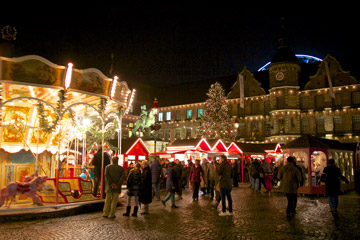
[0,185,359,239]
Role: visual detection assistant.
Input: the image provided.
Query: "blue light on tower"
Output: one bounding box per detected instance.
[257,54,323,72]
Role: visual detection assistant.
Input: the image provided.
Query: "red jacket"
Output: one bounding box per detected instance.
[189,165,203,183]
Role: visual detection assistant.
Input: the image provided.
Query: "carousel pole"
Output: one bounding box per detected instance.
[100,118,105,199]
[55,123,61,205]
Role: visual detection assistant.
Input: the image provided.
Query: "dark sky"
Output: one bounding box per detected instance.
[1,8,359,90]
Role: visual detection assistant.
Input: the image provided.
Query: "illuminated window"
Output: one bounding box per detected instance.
[158,112,163,122]
[316,118,325,134]
[166,111,171,121]
[186,109,192,119]
[197,108,203,118]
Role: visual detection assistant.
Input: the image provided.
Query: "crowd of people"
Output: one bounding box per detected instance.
[92,146,349,220]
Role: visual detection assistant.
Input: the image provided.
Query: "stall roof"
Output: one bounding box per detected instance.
[234,142,279,154]
[167,138,212,151]
[282,135,353,150]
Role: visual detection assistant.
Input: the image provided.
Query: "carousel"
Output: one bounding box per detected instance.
[0,55,133,207]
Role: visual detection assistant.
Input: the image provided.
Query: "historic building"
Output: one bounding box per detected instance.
[146,35,359,145]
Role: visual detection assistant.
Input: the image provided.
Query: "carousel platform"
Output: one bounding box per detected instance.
[0,192,127,222]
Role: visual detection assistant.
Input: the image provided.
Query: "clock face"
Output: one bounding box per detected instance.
[276,71,284,81]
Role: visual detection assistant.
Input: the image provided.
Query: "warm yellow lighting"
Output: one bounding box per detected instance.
[64,62,73,90]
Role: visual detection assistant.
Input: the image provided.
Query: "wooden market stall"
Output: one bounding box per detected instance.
[283,134,355,195]
[0,55,132,206]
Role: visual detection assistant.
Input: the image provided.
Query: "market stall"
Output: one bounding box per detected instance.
[283,134,355,195]
[0,55,132,206]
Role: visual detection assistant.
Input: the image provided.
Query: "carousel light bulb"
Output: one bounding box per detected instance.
[64,62,73,90]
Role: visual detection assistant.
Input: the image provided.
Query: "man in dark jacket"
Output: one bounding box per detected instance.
[161,162,179,208]
[90,146,111,197]
[139,160,152,215]
[217,155,233,216]
[323,158,349,213]
[149,157,162,201]
[102,156,125,218]
[174,159,183,199]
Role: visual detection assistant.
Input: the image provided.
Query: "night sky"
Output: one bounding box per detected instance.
[1,8,359,89]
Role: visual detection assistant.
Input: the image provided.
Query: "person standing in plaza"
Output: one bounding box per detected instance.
[149,156,162,201]
[139,160,152,215]
[231,159,239,187]
[102,156,125,218]
[278,156,302,219]
[200,158,209,195]
[208,156,219,201]
[189,159,203,201]
[217,155,233,216]
[161,162,179,208]
[123,163,142,217]
[90,146,111,197]
[322,158,349,213]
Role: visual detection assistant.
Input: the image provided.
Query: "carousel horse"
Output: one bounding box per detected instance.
[0,175,48,208]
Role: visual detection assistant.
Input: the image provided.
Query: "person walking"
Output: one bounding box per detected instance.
[161,162,179,208]
[262,158,273,193]
[189,159,203,201]
[217,155,233,216]
[174,159,183,199]
[149,156,162,201]
[123,163,142,217]
[249,159,262,192]
[322,158,349,213]
[278,156,302,219]
[90,146,111,197]
[139,160,152,215]
[102,156,125,218]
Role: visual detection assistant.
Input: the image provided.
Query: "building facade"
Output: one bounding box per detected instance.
[151,42,359,144]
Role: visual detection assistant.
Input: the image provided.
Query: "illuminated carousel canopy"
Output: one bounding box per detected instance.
[0,55,133,154]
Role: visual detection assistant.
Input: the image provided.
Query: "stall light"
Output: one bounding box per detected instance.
[64,62,73,90]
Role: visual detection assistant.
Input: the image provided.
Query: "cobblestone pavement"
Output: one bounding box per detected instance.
[0,184,359,240]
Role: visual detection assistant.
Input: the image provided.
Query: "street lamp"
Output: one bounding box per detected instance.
[151,98,161,153]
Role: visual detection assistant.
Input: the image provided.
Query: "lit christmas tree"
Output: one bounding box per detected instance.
[200,82,234,140]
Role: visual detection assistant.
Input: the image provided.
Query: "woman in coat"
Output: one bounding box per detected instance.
[189,159,203,201]
[323,158,349,213]
[161,162,179,208]
[123,163,142,217]
[140,161,152,215]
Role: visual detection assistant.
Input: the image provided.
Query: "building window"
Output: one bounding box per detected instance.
[315,95,324,108]
[351,91,360,105]
[353,115,360,132]
[301,119,310,134]
[175,110,181,121]
[316,118,325,134]
[265,122,271,136]
[334,93,342,106]
[166,111,171,121]
[333,116,343,133]
[301,96,310,109]
[175,128,181,139]
[158,112,163,122]
[185,128,192,139]
[186,109,192,119]
[264,100,270,113]
[277,96,286,109]
[165,129,171,141]
[197,108,203,118]
[251,102,258,115]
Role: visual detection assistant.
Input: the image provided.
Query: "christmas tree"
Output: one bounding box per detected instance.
[200,82,234,140]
